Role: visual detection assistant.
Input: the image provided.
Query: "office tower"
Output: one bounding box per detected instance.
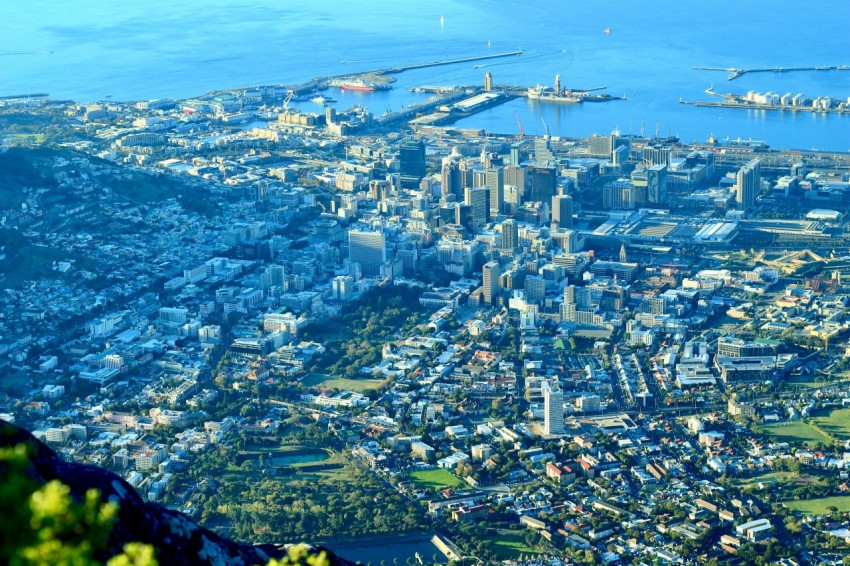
[736,158,761,210]
[501,219,518,251]
[482,260,501,305]
[542,380,565,435]
[510,143,522,167]
[603,179,635,209]
[439,203,457,226]
[504,165,526,196]
[348,229,386,278]
[642,145,672,167]
[399,138,426,189]
[524,275,545,302]
[472,168,488,188]
[587,134,614,158]
[332,275,355,300]
[551,194,573,228]
[440,158,462,202]
[534,136,555,164]
[456,204,474,233]
[503,185,521,215]
[484,71,493,92]
[459,160,475,189]
[528,165,557,203]
[646,164,668,204]
[464,186,490,232]
[486,166,504,215]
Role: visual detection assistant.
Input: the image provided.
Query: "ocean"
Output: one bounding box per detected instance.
[2,0,849,150]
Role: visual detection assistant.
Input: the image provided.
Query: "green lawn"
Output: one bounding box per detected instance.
[485,533,541,560]
[728,471,823,488]
[784,376,850,390]
[784,496,850,514]
[301,373,387,393]
[758,421,832,447]
[408,469,465,490]
[811,408,850,440]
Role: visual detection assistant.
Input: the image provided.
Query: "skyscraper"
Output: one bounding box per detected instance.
[486,166,504,215]
[528,166,557,203]
[551,194,573,228]
[348,229,386,278]
[399,138,426,189]
[464,186,490,232]
[542,380,564,435]
[482,260,501,305]
[440,159,461,202]
[501,219,518,252]
[736,158,761,211]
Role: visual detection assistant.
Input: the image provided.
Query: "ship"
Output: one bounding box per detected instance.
[328,78,391,92]
[310,95,337,105]
[526,85,580,103]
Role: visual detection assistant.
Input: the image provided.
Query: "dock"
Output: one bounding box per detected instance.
[693,64,849,81]
[371,50,523,76]
[679,99,849,114]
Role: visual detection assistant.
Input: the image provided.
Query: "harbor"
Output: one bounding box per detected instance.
[681,86,850,114]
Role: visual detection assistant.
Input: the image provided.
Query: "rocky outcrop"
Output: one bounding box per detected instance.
[0,420,355,565]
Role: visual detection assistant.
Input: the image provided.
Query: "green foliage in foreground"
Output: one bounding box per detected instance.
[0,443,157,566]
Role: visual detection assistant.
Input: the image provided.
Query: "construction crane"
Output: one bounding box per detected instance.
[514,110,524,139]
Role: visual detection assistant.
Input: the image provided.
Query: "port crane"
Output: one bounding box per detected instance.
[541,116,550,138]
[514,110,524,139]
[282,91,294,113]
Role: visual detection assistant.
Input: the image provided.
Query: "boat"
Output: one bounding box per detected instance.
[310,95,336,105]
[328,78,390,92]
[526,85,580,103]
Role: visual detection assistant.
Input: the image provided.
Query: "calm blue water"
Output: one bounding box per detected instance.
[2,0,849,150]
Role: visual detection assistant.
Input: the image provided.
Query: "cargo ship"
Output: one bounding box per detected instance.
[328,78,391,92]
[526,85,580,103]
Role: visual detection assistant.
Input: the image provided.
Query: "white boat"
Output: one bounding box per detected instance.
[526,85,580,103]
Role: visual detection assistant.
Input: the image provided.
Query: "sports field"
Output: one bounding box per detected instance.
[784,496,850,514]
[408,469,465,490]
[758,421,831,447]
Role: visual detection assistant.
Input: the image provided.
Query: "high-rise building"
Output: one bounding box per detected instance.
[509,143,522,167]
[486,166,504,215]
[504,165,526,196]
[399,138,426,189]
[551,194,573,228]
[464,186,490,232]
[440,159,462,202]
[642,145,673,167]
[534,137,555,164]
[587,134,614,159]
[482,260,501,305]
[501,219,518,251]
[348,229,386,278]
[603,179,635,209]
[528,165,557,203]
[484,71,493,92]
[542,380,564,435]
[736,158,761,210]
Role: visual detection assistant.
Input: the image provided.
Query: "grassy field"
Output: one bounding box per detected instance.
[784,496,850,514]
[408,469,465,490]
[811,408,850,441]
[784,375,850,390]
[758,421,832,447]
[484,533,540,560]
[728,471,823,488]
[301,373,387,392]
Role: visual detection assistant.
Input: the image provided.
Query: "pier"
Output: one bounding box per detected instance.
[693,64,849,81]
[679,99,849,115]
[371,50,523,76]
